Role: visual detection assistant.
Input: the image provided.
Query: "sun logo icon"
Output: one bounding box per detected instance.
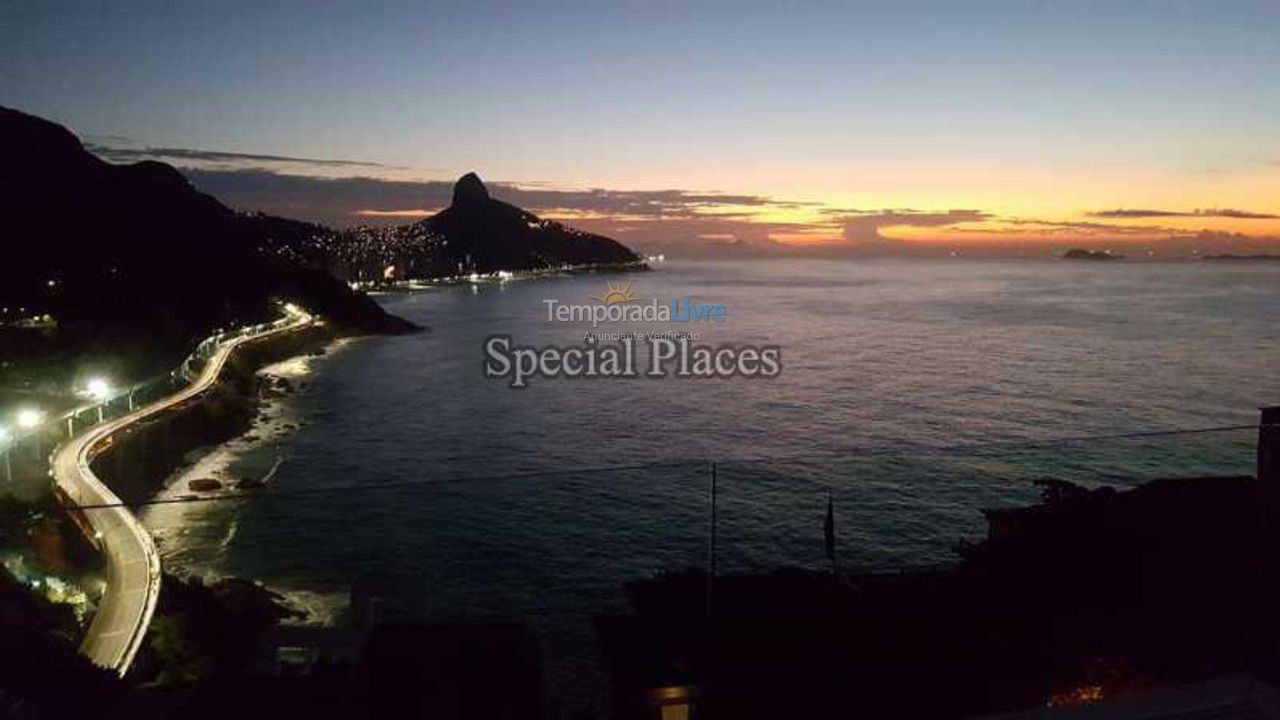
[590,280,639,305]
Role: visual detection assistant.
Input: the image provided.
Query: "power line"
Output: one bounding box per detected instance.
[62,422,1272,512]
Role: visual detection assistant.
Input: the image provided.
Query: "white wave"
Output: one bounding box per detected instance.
[220,514,239,549]
[275,587,350,628]
[140,336,360,615]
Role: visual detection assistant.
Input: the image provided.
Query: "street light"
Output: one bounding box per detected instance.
[86,378,112,401]
[15,409,44,458]
[16,408,43,429]
[85,378,113,423]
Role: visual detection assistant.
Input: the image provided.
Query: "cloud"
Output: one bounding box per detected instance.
[839,210,990,245]
[177,167,822,231]
[999,218,1172,236]
[86,143,393,169]
[1088,208,1184,218]
[84,131,825,226]
[1089,207,1280,220]
[81,133,135,145]
[1198,209,1278,219]
[562,213,821,253]
[88,138,803,224]
[483,186,812,219]
[89,142,1279,258]
[180,169,448,227]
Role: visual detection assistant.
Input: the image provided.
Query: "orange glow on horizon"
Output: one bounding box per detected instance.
[355,208,442,218]
[343,159,1280,248]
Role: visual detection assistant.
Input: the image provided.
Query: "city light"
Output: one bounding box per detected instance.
[86,378,112,401]
[15,408,43,429]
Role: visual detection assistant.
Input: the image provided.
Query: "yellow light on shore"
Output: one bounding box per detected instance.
[16,409,43,429]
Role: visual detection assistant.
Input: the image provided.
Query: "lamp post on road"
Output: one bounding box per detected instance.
[16,409,42,429]
[16,408,43,459]
[86,378,111,424]
[86,378,110,400]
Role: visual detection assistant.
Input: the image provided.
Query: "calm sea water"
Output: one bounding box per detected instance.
[143,258,1279,715]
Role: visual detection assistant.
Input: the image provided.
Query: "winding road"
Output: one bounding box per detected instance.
[51,306,313,676]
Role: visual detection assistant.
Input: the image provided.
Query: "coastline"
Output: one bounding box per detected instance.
[88,261,1278,713]
[354,258,651,295]
[139,336,362,629]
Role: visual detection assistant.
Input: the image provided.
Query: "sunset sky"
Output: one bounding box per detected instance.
[5,0,1280,253]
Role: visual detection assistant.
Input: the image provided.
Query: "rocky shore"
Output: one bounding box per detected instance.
[598,469,1280,719]
[88,322,337,505]
[71,323,350,686]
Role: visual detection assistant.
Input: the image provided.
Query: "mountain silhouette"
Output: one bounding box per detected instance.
[269,172,644,282]
[430,172,642,273]
[452,171,491,206]
[0,106,415,378]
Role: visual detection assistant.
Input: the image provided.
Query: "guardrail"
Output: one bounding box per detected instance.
[48,304,312,676]
[0,311,307,459]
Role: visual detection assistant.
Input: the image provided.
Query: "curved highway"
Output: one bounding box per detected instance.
[51,306,313,676]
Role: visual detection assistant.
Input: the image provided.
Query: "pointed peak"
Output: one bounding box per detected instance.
[452,172,490,207]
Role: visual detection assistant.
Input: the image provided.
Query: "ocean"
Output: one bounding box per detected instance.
[141,258,1280,715]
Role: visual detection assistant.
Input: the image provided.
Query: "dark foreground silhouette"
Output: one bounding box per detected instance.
[0,105,418,387]
[598,471,1280,718]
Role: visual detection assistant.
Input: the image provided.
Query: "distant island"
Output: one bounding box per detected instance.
[263,172,646,284]
[1062,248,1124,261]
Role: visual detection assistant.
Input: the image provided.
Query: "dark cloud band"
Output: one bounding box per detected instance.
[86,144,393,168]
[1090,208,1279,220]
